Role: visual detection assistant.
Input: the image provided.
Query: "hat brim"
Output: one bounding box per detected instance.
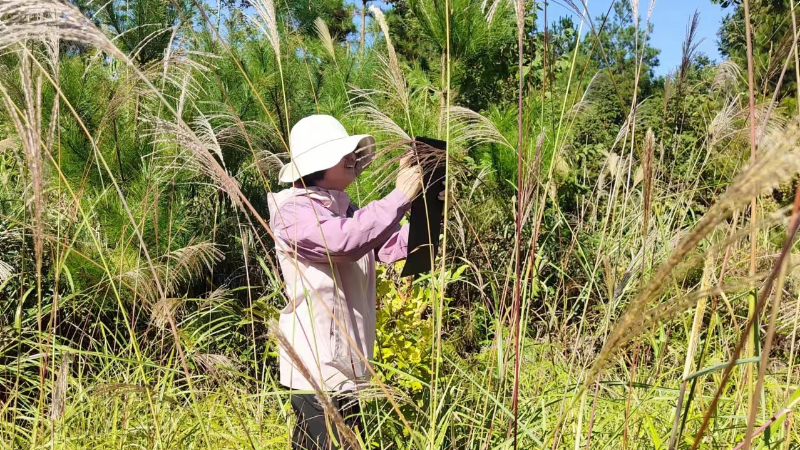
[278,134,374,183]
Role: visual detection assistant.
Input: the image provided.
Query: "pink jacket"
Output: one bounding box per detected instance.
[267,186,410,391]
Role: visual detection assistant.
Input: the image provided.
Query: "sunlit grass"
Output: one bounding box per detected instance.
[2,0,800,449]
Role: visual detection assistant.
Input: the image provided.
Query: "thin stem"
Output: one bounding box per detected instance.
[743,0,759,438]
[511,0,526,449]
[430,0,452,448]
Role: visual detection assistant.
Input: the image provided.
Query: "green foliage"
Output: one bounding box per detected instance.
[374,263,467,393]
[74,0,194,66]
[3,0,800,448]
[282,0,356,40]
[374,263,434,393]
[714,0,797,103]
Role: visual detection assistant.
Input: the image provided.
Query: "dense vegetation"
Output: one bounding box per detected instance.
[2,0,800,448]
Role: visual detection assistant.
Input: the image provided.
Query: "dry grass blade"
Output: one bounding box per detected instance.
[0,260,13,283]
[585,120,800,388]
[50,353,73,420]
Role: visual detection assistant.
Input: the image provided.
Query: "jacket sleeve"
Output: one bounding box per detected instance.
[377,224,409,264]
[274,190,411,263]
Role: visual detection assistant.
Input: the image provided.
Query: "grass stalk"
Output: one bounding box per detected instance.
[430,0,452,447]
[510,0,526,448]
[667,251,714,450]
[742,1,759,431]
[792,0,800,115]
[692,176,800,449]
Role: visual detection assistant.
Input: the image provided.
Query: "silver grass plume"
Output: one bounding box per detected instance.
[0,50,44,274]
[119,265,160,305]
[753,103,789,146]
[129,25,180,65]
[144,113,244,210]
[712,60,743,95]
[678,10,701,90]
[211,112,286,175]
[612,98,648,149]
[349,86,411,141]
[150,297,183,330]
[663,72,675,109]
[483,0,510,25]
[202,285,232,307]
[314,17,336,61]
[193,353,236,376]
[568,72,606,117]
[612,117,630,150]
[520,132,546,227]
[118,241,223,310]
[0,1,128,61]
[585,119,800,388]
[708,96,742,148]
[247,0,280,60]
[370,5,409,114]
[164,241,223,295]
[447,106,513,150]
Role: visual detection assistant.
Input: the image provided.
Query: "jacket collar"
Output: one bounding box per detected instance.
[292,186,351,217]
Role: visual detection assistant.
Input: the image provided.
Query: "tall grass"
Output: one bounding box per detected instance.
[2,0,800,449]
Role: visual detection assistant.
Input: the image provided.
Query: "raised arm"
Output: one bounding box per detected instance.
[275,190,411,263]
[377,224,409,263]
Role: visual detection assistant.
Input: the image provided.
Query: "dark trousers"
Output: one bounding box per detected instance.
[290,392,363,450]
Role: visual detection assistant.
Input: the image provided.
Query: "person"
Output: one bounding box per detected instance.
[267,115,444,450]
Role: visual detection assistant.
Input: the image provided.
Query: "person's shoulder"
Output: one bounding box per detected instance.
[274,189,335,216]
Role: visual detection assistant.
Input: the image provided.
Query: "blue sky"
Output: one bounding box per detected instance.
[348,0,729,77]
[548,0,728,76]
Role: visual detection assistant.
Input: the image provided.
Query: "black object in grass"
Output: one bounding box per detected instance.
[401,137,446,278]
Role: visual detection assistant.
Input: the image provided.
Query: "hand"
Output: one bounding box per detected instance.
[438,190,447,202]
[396,155,422,201]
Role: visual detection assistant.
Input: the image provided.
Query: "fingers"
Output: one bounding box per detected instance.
[399,154,414,169]
[438,190,446,201]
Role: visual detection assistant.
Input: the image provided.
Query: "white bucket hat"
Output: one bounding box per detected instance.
[278,114,376,183]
